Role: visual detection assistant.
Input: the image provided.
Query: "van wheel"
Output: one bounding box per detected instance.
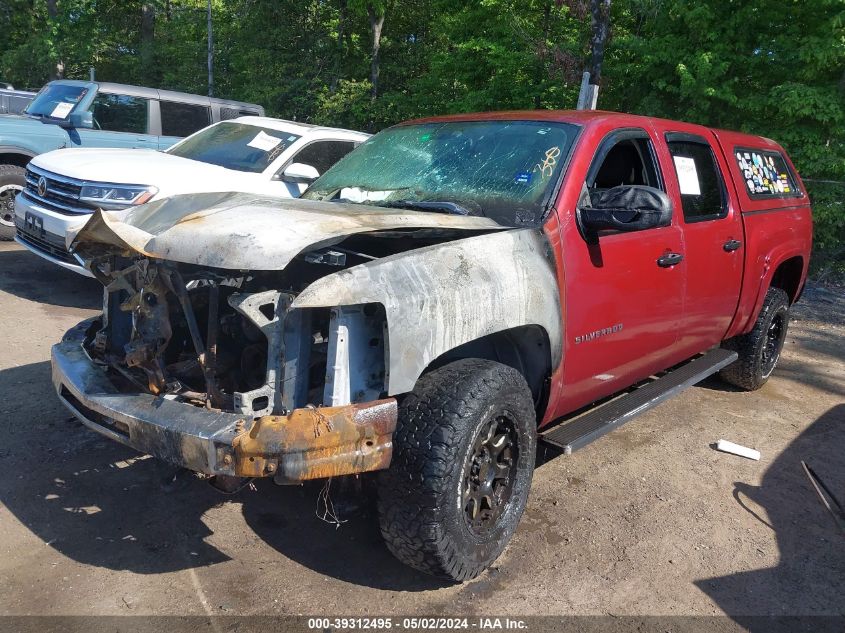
[377,359,536,582]
[0,164,26,241]
[720,287,790,390]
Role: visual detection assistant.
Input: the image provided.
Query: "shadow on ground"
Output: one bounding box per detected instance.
[0,245,101,309]
[696,403,845,623]
[0,360,447,591]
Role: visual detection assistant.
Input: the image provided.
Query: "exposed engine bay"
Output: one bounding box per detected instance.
[82,227,482,418]
[64,192,563,400]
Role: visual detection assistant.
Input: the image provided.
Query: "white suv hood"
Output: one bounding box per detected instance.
[31,148,260,196]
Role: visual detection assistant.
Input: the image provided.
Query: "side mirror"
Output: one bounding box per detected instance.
[577,185,672,243]
[59,110,93,129]
[280,162,319,184]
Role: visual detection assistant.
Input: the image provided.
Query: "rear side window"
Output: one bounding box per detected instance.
[666,134,726,222]
[220,106,260,121]
[734,148,801,198]
[90,93,148,134]
[160,101,211,137]
[287,140,358,176]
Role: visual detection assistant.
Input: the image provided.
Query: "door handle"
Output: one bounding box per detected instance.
[723,239,742,252]
[657,252,684,268]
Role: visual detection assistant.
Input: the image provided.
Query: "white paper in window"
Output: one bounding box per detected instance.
[246,130,282,152]
[50,102,74,119]
[673,155,701,196]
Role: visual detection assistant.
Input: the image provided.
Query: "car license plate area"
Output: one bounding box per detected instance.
[24,212,44,239]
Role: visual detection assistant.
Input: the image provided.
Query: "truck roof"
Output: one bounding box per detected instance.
[405,109,779,148]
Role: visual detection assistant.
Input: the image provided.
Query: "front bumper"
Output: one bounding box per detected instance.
[14,192,93,277]
[52,320,398,481]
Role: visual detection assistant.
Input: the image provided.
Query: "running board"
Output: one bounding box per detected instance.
[540,348,738,455]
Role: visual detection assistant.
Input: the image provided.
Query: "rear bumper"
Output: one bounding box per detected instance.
[52,320,398,481]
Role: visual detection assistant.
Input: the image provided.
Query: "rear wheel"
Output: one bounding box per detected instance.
[0,164,26,241]
[720,287,790,390]
[377,359,536,581]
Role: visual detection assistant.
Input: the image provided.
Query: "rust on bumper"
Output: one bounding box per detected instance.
[53,319,398,482]
[233,400,398,481]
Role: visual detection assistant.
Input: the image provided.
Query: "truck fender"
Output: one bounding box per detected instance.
[0,146,36,167]
[292,228,562,396]
[740,247,806,336]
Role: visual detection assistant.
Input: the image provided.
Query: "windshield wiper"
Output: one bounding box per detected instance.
[381,199,474,216]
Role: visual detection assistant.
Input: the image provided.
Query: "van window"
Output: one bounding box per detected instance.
[285,140,358,177]
[90,93,148,134]
[160,101,211,137]
[220,106,260,120]
[733,148,801,198]
[666,135,726,222]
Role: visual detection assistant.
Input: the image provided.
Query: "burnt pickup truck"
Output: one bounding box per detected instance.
[52,110,812,581]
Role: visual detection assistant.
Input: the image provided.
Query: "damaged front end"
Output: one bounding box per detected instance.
[52,193,556,485]
[54,218,402,482]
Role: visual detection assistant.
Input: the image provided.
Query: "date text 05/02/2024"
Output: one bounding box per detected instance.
[306,617,528,630]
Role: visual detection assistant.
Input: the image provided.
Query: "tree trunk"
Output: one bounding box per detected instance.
[367,4,385,100]
[330,0,348,94]
[140,3,156,81]
[588,0,611,86]
[534,0,553,108]
[46,0,63,79]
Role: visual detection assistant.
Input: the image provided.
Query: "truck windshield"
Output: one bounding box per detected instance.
[303,120,580,227]
[167,122,301,173]
[25,84,88,119]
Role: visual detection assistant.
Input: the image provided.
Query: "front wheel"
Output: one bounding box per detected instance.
[0,164,26,241]
[720,287,790,390]
[377,359,536,582]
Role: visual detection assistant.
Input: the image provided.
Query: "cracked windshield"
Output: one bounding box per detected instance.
[304,120,579,227]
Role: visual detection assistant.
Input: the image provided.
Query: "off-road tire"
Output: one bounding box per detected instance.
[720,287,790,390]
[377,359,536,582]
[0,164,25,241]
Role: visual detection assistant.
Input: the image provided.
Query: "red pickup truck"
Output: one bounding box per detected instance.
[53,110,812,582]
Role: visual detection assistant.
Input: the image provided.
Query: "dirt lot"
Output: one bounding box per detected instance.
[0,240,842,619]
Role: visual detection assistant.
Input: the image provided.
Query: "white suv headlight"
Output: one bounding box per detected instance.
[79,184,158,209]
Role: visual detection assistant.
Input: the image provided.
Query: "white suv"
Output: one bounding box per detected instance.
[15,116,369,276]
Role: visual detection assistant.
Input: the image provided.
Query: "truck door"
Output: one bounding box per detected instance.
[74,93,158,150]
[653,127,744,356]
[554,127,686,414]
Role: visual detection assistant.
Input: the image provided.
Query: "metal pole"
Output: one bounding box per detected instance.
[207,0,213,97]
[576,72,590,110]
[588,84,599,110]
[89,66,95,81]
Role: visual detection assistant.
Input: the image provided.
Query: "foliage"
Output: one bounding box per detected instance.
[0,0,843,271]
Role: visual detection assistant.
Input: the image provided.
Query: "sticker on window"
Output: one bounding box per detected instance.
[50,102,74,119]
[247,131,282,152]
[673,156,701,196]
[734,148,798,197]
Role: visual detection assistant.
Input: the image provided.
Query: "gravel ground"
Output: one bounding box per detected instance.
[0,240,842,620]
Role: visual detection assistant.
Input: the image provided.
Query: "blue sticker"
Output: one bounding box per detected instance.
[514,171,532,184]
